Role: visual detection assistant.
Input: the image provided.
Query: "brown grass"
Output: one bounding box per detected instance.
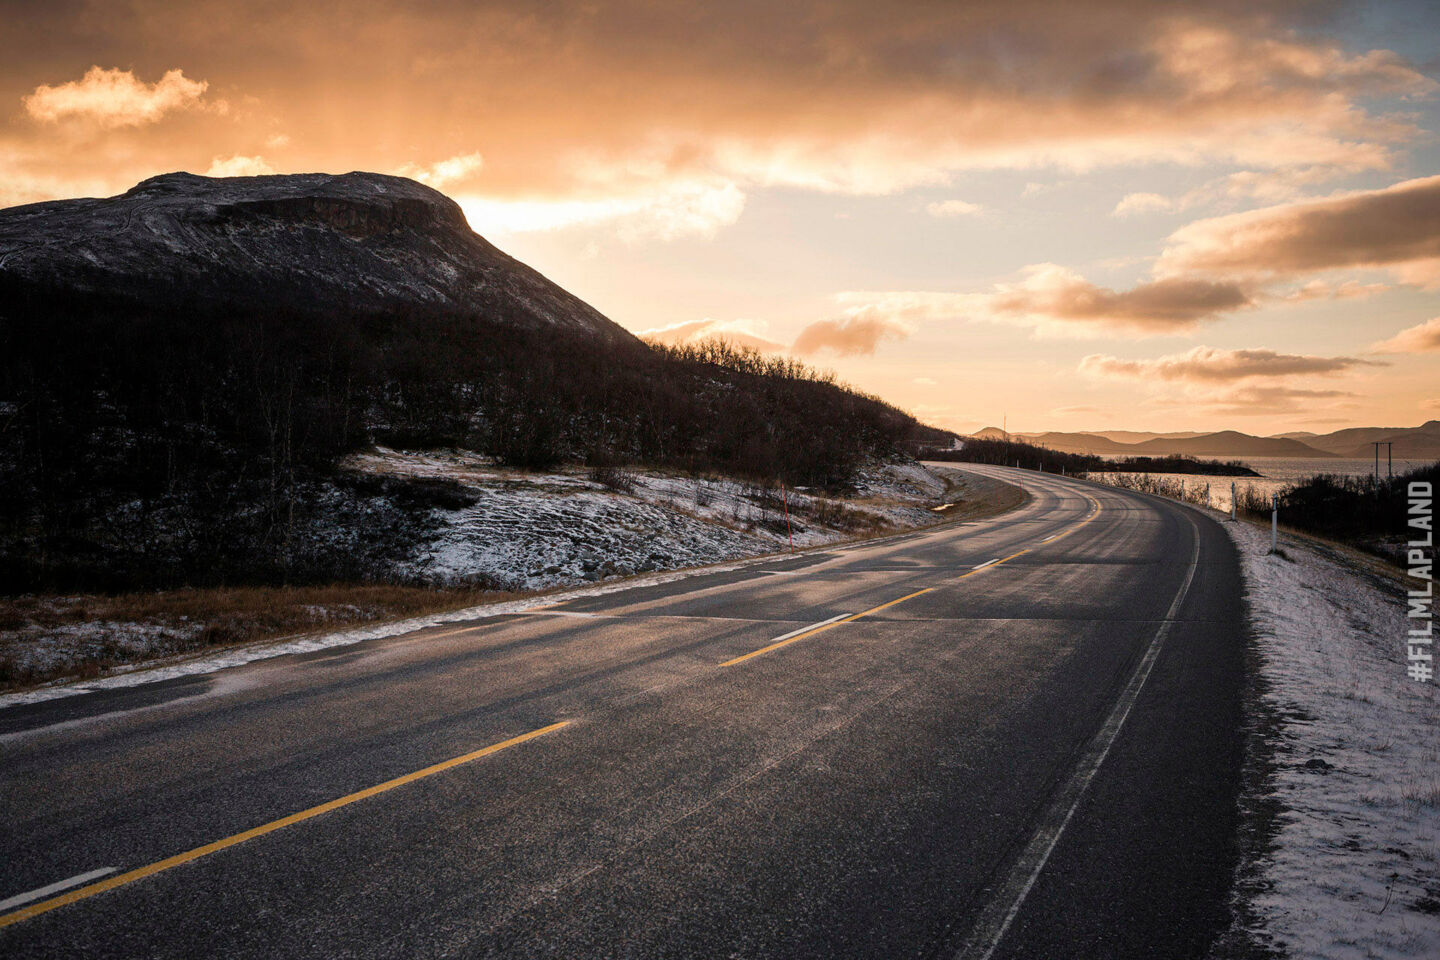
[0,583,514,691]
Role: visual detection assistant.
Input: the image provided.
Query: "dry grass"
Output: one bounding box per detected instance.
[0,583,514,691]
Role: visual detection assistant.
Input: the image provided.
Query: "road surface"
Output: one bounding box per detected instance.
[0,465,1247,959]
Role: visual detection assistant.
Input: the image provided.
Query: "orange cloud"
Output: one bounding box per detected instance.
[1201,384,1358,416]
[792,315,911,356]
[1112,165,1357,217]
[1158,175,1440,287]
[394,153,485,189]
[839,265,1254,337]
[2,2,1433,237]
[24,67,212,128]
[1371,317,1440,354]
[638,318,786,353]
[205,155,274,177]
[1080,346,1383,383]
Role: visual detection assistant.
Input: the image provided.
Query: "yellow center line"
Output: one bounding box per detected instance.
[1027,493,1102,549]
[957,547,1029,579]
[0,721,570,930]
[720,588,934,667]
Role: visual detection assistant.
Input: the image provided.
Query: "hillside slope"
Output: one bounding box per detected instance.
[0,171,637,348]
[0,173,931,592]
[1296,420,1440,459]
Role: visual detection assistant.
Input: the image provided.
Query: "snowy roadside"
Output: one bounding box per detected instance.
[0,556,790,711]
[349,448,953,590]
[1218,516,1439,958]
[0,456,1002,709]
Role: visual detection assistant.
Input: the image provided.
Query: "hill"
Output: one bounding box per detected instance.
[998,429,1336,458]
[0,173,931,591]
[1016,432,1135,454]
[1295,421,1440,459]
[1124,430,1337,458]
[0,171,637,348]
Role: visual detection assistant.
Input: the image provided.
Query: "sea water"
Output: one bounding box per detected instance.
[1090,456,1433,514]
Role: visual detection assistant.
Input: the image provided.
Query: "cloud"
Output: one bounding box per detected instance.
[913,377,937,385]
[23,67,211,128]
[791,315,912,356]
[0,165,109,209]
[1111,165,1358,217]
[1278,279,1388,302]
[839,264,1253,338]
[6,2,1435,236]
[1051,405,1102,416]
[204,155,275,177]
[1158,175,1440,287]
[456,176,745,240]
[1021,181,1064,199]
[1112,192,1173,217]
[395,152,485,188]
[926,199,983,218]
[638,318,786,353]
[988,267,1255,332]
[1371,317,1440,354]
[1202,384,1358,416]
[1080,346,1383,383]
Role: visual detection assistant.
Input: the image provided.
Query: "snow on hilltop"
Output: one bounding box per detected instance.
[0,171,636,346]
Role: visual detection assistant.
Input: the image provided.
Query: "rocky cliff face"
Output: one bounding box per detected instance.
[0,171,637,347]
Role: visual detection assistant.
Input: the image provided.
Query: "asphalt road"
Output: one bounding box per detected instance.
[0,465,1247,959]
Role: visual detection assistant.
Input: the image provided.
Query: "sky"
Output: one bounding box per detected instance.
[3,0,1439,436]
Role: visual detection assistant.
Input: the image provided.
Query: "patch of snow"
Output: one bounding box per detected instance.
[0,548,830,711]
[1225,518,1440,958]
[1092,472,1283,515]
[0,455,965,709]
[0,621,204,677]
[345,449,952,591]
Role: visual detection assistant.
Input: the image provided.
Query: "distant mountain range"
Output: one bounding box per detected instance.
[1270,421,1440,460]
[971,421,1440,460]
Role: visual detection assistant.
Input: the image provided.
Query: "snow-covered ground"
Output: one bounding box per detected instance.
[348,448,951,590]
[1089,471,1262,514]
[1,452,963,703]
[1223,517,1440,958]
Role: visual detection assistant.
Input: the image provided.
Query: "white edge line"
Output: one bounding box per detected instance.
[0,868,117,912]
[954,509,1202,960]
[761,612,852,645]
[972,558,1000,570]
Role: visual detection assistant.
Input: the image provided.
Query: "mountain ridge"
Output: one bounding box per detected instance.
[0,171,638,348]
[985,422,1440,459]
[978,429,1337,458]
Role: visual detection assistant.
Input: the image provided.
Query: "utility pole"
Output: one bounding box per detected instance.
[1372,441,1394,485]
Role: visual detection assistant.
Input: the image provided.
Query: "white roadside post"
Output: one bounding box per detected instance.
[1270,493,1278,553]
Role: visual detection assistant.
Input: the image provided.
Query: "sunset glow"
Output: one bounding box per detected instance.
[5,0,1438,433]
